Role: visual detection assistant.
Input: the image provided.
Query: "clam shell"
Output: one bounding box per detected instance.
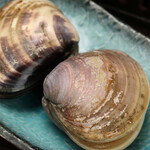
[0,0,79,98]
[42,50,150,150]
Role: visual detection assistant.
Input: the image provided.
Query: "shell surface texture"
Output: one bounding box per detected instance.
[42,50,150,150]
[0,0,79,98]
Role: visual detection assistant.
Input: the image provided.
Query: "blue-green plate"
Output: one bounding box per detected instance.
[0,0,150,149]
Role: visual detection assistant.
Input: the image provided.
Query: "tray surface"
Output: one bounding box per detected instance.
[0,0,150,149]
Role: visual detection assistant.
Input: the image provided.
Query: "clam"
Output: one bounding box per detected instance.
[0,0,79,98]
[42,50,150,150]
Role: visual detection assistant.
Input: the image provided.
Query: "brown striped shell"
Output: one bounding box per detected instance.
[42,50,150,150]
[0,0,79,98]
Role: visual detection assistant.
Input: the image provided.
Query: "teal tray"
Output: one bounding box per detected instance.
[0,0,150,149]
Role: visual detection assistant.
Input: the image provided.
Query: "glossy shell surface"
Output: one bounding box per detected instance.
[0,0,79,98]
[1,0,150,149]
[43,50,150,150]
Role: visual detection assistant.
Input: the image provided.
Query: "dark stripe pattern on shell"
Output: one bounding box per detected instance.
[0,0,79,98]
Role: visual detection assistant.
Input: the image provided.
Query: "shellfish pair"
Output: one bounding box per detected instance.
[0,0,149,149]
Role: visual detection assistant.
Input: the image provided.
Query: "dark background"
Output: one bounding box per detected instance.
[93,0,150,38]
[1,0,150,149]
[0,136,19,150]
